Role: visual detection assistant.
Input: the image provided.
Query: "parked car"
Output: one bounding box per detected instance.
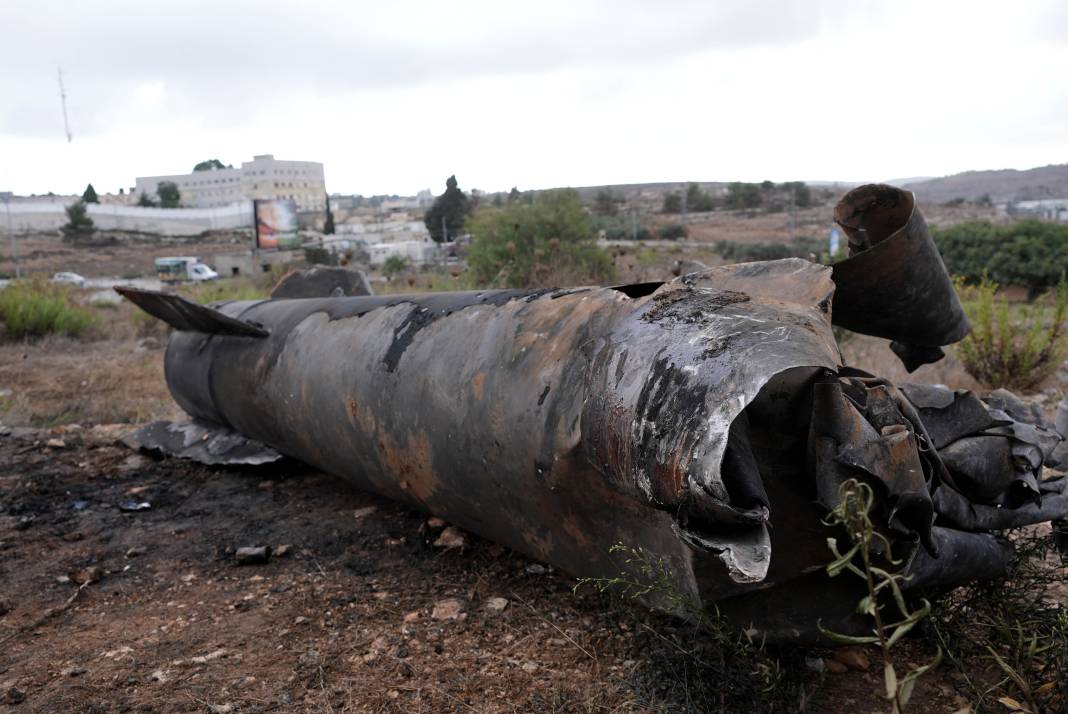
[50,272,87,287]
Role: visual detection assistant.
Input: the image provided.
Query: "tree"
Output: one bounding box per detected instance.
[137,192,158,207]
[593,189,621,216]
[685,183,716,212]
[782,181,812,209]
[725,182,763,210]
[508,187,521,203]
[81,183,99,204]
[63,200,95,235]
[157,181,181,208]
[661,192,682,214]
[423,175,470,242]
[467,188,615,288]
[193,159,229,172]
[324,194,335,234]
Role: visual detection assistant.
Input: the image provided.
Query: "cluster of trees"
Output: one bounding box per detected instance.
[715,236,826,262]
[661,183,716,214]
[661,181,814,214]
[934,220,1068,295]
[136,182,180,208]
[466,188,614,287]
[724,181,812,211]
[193,159,232,172]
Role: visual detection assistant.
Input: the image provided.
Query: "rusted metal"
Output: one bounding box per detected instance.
[831,184,970,370]
[118,188,1067,641]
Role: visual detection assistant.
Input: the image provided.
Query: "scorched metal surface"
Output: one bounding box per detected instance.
[117,185,1068,640]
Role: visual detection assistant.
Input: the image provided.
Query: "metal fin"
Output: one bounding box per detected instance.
[115,287,268,337]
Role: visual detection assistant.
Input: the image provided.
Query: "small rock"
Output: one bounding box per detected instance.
[118,501,151,512]
[60,665,86,677]
[45,438,66,449]
[3,686,26,704]
[273,544,291,558]
[71,500,90,511]
[135,336,161,352]
[525,563,547,575]
[353,506,377,519]
[832,647,870,671]
[484,597,509,614]
[433,526,467,550]
[69,566,104,585]
[403,611,420,623]
[804,656,825,673]
[521,661,538,673]
[825,659,849,674]
[257,480,275,491]
[125,547,147,558]
[235,546,271,565]
[62,532,84,542]
[190,648,227,664]
[431,598,465,621]
[207,704,233,714]
[118,455,146,473]
[149,669,168,683]
[426,517,447,529]
[294,616,309,625]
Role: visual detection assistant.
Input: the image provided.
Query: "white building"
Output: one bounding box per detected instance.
[134,154,326,211]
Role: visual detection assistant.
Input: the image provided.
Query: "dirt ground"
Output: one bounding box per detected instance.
[0,231,250,281]
[1,422,985,714]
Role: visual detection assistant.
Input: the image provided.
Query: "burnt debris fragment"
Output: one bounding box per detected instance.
[119,187,1068,641]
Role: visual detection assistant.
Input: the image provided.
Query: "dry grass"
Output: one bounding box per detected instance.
[0,300,179,427]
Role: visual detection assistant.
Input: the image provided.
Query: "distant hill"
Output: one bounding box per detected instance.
[902,163,1068,203]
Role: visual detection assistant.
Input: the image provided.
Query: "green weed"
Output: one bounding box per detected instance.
[0,278,100,339]
[955,276,1068,390]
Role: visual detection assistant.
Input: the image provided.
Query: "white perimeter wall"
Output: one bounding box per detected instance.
[1,201,253,236]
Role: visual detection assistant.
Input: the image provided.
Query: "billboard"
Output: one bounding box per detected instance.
[254,199,299,250]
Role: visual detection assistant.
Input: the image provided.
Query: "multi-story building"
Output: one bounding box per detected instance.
[134,154,326,211]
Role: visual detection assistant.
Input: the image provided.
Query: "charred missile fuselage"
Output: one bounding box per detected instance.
[119,185,1067,640]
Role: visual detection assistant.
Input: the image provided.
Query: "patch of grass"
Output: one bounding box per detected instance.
[576,544,816,712]
[0,278,100,340]
[930,527,1068,713]
[955,276,1068,390]
[179,277,271,304]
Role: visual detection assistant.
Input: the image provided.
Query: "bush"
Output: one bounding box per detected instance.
[0,279,99,339]
[381,255,411,280]
[955,276,1068,389]
[62,200,95,236]
[304,245,338,266]
[467,188,615,288]
[933,220,1068,294]
[715,236,825,263]
[657,223,688,240]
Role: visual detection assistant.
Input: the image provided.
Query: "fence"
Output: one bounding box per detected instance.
[1,200,254,236]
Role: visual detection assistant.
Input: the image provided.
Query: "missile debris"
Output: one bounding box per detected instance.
[118,185,1068,640]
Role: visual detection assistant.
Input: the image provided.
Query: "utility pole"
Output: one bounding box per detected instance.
[2,192,17,279]
[57,68,72,143]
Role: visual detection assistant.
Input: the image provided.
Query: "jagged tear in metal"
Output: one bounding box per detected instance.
[118,185,1068,641]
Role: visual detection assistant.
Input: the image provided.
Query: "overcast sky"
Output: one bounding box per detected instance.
[1,0,1065,197]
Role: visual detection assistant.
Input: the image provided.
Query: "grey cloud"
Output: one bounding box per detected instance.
[0,0,859,136]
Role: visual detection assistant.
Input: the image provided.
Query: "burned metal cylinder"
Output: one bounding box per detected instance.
[117,189,1065,640]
